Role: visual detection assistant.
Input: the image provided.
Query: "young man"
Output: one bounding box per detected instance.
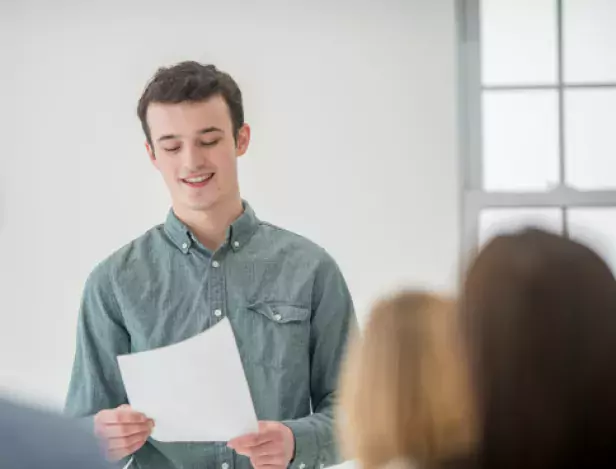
[65,61,356,469]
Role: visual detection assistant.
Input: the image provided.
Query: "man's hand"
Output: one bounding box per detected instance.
[93,404,155,461]
[227,421,295,469]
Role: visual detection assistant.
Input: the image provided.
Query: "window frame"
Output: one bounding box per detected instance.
[458,0,616,269]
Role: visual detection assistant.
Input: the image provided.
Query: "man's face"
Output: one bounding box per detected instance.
[146,96,250,214]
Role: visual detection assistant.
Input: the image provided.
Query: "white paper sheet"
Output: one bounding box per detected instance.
[117,317,258,442]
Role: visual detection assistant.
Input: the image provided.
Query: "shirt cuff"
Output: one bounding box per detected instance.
[282,419,319,469]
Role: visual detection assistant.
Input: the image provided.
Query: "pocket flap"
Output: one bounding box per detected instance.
[247,303,310,324]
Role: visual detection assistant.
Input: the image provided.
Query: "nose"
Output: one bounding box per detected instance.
[182,144,207,172]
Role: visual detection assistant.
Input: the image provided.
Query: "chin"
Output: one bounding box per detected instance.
[177,191,234,213]
[187,202,216,212]
[186,197,220,211]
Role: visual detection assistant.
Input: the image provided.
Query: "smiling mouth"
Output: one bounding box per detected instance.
[181,173,214,187]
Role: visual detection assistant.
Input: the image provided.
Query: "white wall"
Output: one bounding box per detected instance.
[0,0,459,409]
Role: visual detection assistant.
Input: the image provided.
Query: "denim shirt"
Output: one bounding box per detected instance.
[65,202,356,469]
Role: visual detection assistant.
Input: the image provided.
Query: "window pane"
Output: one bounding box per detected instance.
[483,90,560,191]
[565,89,616,190]
[568,208,616,274]
[481,0,557,85]
[564,0,616,83]
[479,208,563,247]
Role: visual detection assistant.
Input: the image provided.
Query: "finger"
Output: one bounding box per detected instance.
[97,407,149,425]
[99,421,154,438]
[229,428,279,450]
[231,439,278,457]
[107,436,147,462]
[230,444,253,457]
[228,433,260,449]
[229,421,279,446]
[250,454,286,467]
[106,431,150,451]
[252,462,286,469]
[106,438,147,462]
[253,442,282,457]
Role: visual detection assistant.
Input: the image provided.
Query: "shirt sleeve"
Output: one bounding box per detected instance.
[283,253,357,469]
[64,263,131,419]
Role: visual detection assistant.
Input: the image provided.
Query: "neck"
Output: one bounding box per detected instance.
[174,195,244,251]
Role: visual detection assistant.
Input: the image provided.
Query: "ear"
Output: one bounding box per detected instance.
[235,124,251,157]
[146,142,158,167]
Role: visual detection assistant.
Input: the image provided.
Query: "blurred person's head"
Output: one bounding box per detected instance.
[338,292,476,469]
[137,61,249,218]
[462,228,616,469]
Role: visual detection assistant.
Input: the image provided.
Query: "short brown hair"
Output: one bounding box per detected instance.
[137,61,244,146]
[463,229,616,469]
[338,292,476,469]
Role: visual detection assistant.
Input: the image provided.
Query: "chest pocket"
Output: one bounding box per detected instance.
[242,303,311,369]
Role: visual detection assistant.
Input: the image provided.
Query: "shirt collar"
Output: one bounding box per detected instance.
[164,200,260,254]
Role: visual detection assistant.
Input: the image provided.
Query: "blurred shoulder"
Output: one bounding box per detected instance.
[0,398,111,468]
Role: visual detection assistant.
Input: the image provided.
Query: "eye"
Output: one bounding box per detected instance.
[200,139,220,147]
[162,146,181,153]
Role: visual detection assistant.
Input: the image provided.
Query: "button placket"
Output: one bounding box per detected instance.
[209,254,226,323]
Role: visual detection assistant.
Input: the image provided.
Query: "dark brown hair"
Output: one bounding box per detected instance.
[137,61,244,147]
[462,228,616,469]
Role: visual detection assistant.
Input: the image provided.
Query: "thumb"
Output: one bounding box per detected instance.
[258,421,273,432]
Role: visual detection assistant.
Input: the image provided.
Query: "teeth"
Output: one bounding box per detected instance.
[185,175,211,183]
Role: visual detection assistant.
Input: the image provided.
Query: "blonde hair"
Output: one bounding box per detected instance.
[337,292,475,469]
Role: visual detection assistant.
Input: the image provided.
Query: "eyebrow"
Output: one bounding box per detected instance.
[157,127,224,142]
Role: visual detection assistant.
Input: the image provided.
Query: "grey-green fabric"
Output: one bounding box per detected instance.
[65,201,356,469]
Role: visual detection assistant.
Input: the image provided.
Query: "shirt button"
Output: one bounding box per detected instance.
[222,463,229,469]
[299,464,306,469]
[214,309,222,317]
[233,241,240,248]
[212,261,220,268]
[274,314,282,321]
[181,242,188,250]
